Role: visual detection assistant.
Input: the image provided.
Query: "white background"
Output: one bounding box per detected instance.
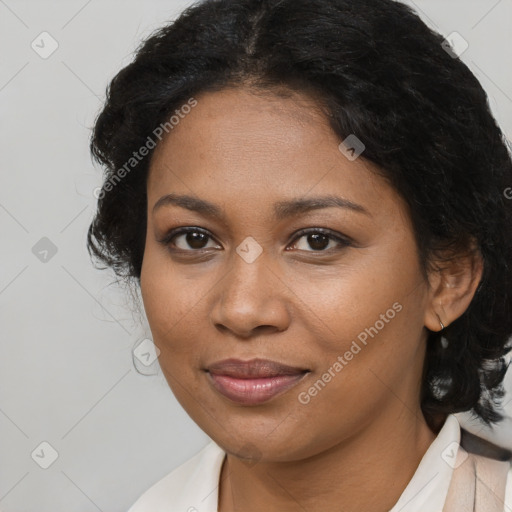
[1,0,511,510]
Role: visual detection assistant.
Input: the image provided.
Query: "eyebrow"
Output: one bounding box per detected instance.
[152,193,371,220]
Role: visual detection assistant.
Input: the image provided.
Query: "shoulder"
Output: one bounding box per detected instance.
[460,426,512,510]
[127,440,226,512]
[506,465,512,509]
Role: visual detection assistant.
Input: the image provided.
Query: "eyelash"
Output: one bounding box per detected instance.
[158,227,352,254]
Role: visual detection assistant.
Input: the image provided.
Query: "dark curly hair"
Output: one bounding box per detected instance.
[87,0,512,431]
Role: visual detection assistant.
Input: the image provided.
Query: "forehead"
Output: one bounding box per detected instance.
[146,86,402,220]
[149,86,331,176]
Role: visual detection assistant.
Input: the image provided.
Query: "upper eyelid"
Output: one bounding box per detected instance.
[292,227,350,242]
[159,226,217,244]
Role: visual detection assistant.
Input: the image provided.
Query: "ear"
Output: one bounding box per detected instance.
[424,245,484,332]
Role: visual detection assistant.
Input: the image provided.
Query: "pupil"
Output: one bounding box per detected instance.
[187,232,207,249]
[308,233,329,250]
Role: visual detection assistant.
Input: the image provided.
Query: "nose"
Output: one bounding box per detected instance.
[210,251,292,339]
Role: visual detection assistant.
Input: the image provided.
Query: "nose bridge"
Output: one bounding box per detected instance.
[228,244,271,296]
[211,243,291,336]
[224,243,276,308]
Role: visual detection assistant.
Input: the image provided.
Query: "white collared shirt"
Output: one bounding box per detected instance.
[128,415,512,512]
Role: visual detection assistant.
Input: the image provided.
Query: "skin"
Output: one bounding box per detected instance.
[140,86,483,512]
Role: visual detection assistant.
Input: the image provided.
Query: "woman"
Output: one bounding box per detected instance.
[87,0,512,510]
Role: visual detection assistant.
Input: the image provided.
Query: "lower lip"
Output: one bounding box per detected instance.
[207,372,308,405]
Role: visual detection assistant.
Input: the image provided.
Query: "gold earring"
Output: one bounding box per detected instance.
[436,313,445,331]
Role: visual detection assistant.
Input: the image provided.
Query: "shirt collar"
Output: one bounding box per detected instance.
[138,414,461,512]
[389,414,461,512]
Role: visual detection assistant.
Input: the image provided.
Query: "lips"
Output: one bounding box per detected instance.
[206,358,310,405]
[207,358,309,378]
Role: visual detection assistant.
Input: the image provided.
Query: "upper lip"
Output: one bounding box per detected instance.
[207,358,309,378]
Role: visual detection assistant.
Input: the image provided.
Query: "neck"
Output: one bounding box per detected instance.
[218,407,440,512]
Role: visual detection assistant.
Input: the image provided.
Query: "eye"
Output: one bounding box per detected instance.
[159,227,221,251]
[288,228,351,252]
[159,227,352,254]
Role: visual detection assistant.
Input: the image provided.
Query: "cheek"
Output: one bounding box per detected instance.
[140,246,192,348]
[289,243,428,402]
[139,243,221,368]
[140,251,209,404]
[286,248,422,350]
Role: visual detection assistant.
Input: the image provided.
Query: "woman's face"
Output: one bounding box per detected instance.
[140,86,434,461]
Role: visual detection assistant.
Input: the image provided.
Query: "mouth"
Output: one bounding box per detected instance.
[205,358,310,405]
